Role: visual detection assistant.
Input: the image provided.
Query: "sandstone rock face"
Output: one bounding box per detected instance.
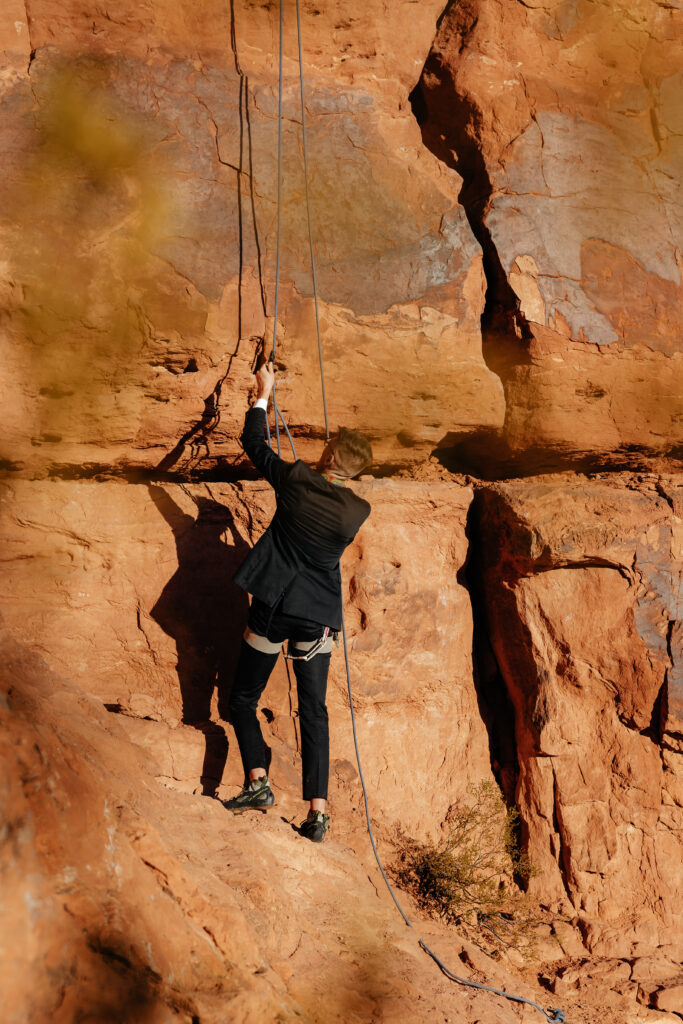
[0,476,493,835]
[477,474,683,961]
[5,620,551,1024]
[2,0,683,1021]
[414,0,683,471]
[0,0,503,478]
[2,512,570,1024]
[3,470,683,1021]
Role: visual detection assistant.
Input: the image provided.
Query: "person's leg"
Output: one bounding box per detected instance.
[292,643,332,842]
[225,598,290,812]
[291,641,332,809]
[228,635,280,780]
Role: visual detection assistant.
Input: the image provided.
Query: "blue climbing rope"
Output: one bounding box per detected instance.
[256,3,565,1021]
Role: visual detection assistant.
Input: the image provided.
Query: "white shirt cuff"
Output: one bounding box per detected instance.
[253,397,269,411]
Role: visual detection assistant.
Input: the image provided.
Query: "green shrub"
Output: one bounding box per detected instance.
[392,781,540,957]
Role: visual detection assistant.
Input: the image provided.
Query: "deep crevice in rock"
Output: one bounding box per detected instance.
[462,490,520,808]
[408,25,529,361]
[406,11,544,482]
[431,434,683,482]
[641,678,667,747]
[551,765,575,905]
[408,13,683,481]
[464,486,581,909]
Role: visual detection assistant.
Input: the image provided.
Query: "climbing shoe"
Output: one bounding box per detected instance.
[300,809,330,843]
[223,775,274,814]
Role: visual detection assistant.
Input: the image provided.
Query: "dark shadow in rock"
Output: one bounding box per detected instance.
[433,429,683,481]
[409,41,531,368]
[148,484,250,795]
[460,489,520,807]
[79,931,172,1024]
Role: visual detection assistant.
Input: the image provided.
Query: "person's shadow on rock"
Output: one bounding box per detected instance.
[148,484,250,796]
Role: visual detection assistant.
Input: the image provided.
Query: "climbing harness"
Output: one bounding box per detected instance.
[249,3,566,1021]
[283,626,333,662]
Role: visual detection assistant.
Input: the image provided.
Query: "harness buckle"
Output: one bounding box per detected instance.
[283,626,331,662]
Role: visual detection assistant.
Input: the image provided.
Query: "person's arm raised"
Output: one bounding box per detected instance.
[255,360,274,405]
[240,360,293,492]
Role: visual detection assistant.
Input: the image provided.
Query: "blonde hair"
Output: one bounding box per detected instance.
[333,427,373,478]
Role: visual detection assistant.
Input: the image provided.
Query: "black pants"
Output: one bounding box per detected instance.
[229,599,331,801]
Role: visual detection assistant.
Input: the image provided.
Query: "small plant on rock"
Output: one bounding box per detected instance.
[392,780,540,958]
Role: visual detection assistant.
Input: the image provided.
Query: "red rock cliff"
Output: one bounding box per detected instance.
[1,1,682,1022]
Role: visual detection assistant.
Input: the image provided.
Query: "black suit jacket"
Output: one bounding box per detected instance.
[233,407,371,629]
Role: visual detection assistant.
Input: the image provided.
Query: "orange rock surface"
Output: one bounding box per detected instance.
[0,477,491,836]
[414,0,683,472]
[3,470,683,1021]
[0,0,503,477]
[477,474,683,961]
[3,620,536,1024]
[1,483,555,1024]
[1,0,682,1022]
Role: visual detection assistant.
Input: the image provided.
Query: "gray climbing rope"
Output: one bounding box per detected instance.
[340,613,565,1023]
[295,0,329,441]
[263,0,329,456]
[256,3,565,1020]
[270,0,284,456]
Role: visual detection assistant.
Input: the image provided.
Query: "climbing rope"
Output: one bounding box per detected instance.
[340,611,565,1023]
[270,0,284,456]
[263,0,330,454]
[257,3,565,1021]
[295,0,329,441]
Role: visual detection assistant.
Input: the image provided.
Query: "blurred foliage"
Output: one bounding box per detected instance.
[392,781,545,959]
[3,58,174,433]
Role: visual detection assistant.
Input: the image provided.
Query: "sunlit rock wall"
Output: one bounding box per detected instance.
[0,476,493,837]
[413,0,683,473]
[2,469,682,975]
[0,0,503,477]
[477,473,683,963]
[2,1,683,1021]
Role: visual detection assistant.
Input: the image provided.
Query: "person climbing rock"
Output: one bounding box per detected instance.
[225,359,372,843]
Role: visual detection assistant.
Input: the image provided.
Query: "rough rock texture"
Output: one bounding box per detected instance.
[3,471,683,1021]
[0,477,492,836]
[2,0,683,1022]
[477,474,683,961]
[0,0,503,477]
[414,0,683,473]
[0,478,556,1024]
[3,621,555,1024]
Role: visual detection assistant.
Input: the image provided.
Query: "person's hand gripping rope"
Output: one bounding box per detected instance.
[255,359,275,404]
